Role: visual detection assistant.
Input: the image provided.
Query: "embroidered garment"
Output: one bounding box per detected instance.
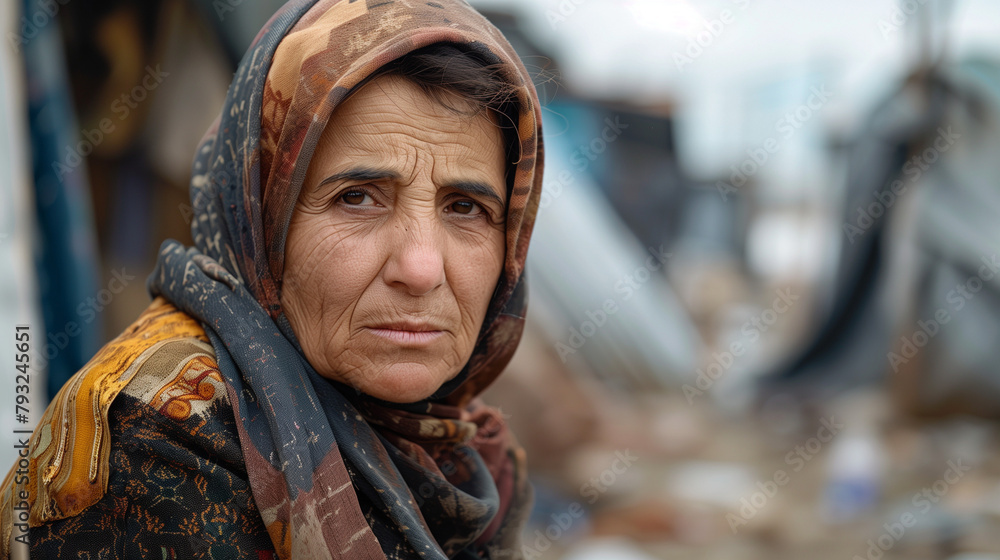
[4,299,276,558]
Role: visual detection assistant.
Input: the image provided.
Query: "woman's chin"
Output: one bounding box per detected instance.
[353,362,455,403]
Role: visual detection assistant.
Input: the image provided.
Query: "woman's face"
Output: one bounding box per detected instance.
[281,74,507,403]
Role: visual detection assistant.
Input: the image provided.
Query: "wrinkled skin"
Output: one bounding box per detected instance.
[281,74,507,403]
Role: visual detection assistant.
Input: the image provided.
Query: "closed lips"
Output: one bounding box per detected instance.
[369,321,444,332]
[365,322,446,345]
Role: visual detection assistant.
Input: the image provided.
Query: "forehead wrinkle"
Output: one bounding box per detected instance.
[321,128,417,184]
[346,118,487,159]
[315,75,505,201]
[364,73,479,121]
[332,124,498,193]
[334,82,493,149]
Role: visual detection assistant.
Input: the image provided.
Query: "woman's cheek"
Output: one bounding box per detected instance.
[454,238,504,329]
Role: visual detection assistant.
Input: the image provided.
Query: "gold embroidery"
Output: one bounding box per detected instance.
[149,356,224,422]
[0,296,217,557]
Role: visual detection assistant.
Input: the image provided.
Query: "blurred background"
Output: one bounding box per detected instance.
[3,0,1000,557]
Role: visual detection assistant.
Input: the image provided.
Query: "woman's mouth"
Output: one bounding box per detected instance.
[365,322,445,346]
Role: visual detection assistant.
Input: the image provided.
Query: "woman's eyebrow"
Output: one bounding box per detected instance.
[446,181,505,208]
[317,167,399,189]
[319,168,504,207]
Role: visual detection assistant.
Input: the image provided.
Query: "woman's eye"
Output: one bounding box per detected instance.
[448,200,482,216]
[339,190,373,206]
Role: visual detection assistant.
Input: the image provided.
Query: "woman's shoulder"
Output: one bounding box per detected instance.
[1,297,235,534]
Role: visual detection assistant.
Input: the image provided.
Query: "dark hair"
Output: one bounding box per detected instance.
[347,43,522,191]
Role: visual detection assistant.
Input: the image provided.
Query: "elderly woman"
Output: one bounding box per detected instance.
[0,0,543,558]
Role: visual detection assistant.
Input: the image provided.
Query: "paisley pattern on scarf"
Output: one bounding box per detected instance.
[143,0,542,558]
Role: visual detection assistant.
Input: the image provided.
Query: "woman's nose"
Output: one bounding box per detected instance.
[382,222,446,297]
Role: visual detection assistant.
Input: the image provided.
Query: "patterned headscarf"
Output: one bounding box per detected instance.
[147,0,543,558]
